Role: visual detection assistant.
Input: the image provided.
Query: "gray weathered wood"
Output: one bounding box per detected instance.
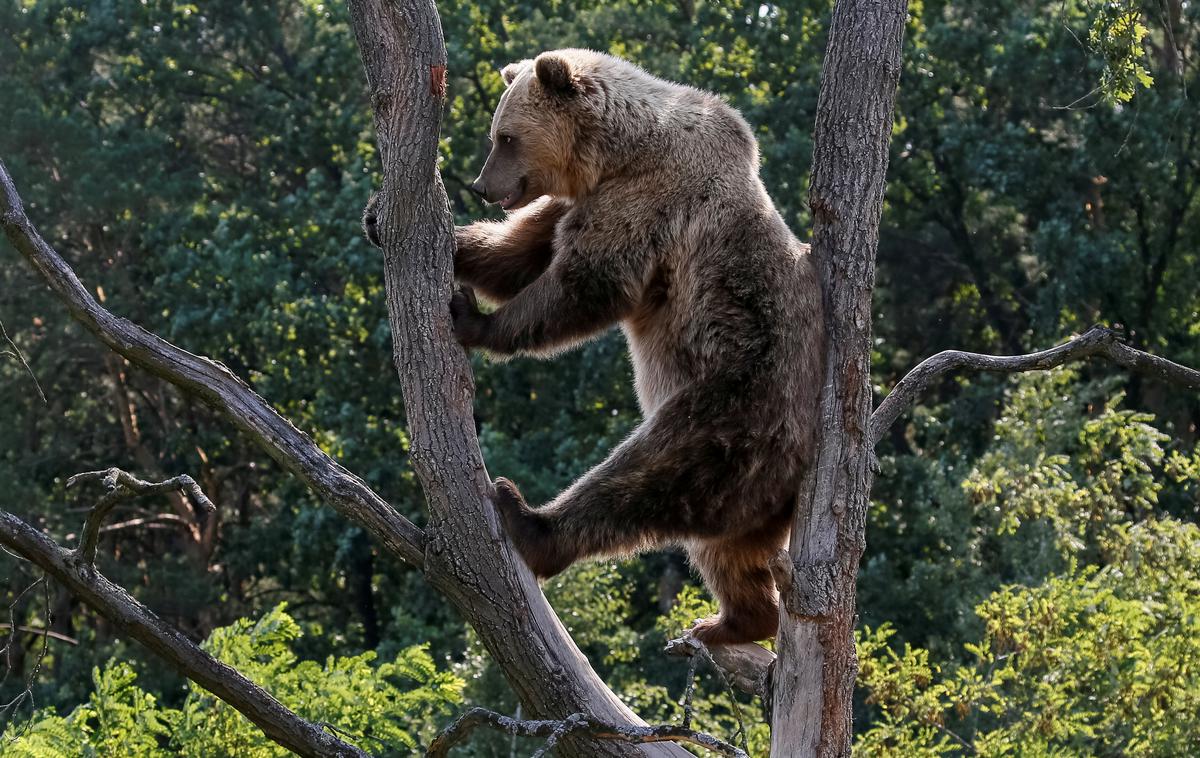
[869,324,1200,446]
[0,159,427,570]
[770,0,908,755]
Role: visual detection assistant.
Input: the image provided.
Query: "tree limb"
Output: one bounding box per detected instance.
[425,707,749,758]
[869,324,1200,446]
[0,318,46,404]
[0,624,78,646]
[0,158,426,569]
[664,636,775,702]
[65,467,216,566]
[0,508,369,758]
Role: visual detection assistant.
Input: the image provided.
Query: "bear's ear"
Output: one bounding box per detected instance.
[534,52,577,96]
[500,60,530,87]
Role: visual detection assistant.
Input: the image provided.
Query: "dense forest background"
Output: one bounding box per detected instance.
[1,0,1198,755]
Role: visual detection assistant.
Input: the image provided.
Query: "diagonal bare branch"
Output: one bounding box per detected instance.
[0,318,46,404]
[869,325,1200,447]
[0,159,425,569]
[0,508,369,758]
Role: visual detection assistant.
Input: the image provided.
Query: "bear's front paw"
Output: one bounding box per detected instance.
[449,285,487,348]
[492,477,573,579]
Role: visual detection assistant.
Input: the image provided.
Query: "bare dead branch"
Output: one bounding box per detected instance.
[0,508,369,758]
[67,468,216,512]
[425,707,749,758]
[665,636,775,701]
[0,158,425,569]
[64,467,217,566]
[659,636,751,752]
[0,575,49,727]
[0,318,45,404]
[97,514,190,534]
[0,624,78,645]
[869,324,1200,446]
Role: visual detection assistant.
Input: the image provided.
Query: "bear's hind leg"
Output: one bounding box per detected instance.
[492,393,756,579]
[686,531,787,646]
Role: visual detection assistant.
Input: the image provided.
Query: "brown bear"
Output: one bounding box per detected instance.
[398,49,824,645]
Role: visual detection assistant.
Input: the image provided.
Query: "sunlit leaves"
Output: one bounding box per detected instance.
[858,519,1200,756]
[3,606,464,756]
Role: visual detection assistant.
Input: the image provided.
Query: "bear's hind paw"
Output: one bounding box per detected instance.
[491,477,573,579]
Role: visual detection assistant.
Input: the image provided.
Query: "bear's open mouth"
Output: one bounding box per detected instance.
[500,177,527,210]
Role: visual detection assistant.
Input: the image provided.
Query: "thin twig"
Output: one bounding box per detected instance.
[425,707,748,758]
[680,649,701,730]
[869,324,1200,446]
[664,635,775,699]
[693,641,749,754]
[0,319,45,404]
[0,577,43,697]
[0,624,78,645]
[0,573,50,739]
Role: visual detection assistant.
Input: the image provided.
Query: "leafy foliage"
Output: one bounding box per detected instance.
[857,518,1200,757]
[2,605,463,756]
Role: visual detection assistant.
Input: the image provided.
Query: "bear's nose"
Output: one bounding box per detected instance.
[469,179,486,199]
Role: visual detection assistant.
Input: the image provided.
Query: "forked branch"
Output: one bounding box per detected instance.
[869,324,1200,446]
[66,467,216,566]
[0,158,425,569]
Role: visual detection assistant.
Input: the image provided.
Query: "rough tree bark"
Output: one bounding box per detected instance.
[770,0,909,755]
[344,1,686,755]
[1,1,690,747]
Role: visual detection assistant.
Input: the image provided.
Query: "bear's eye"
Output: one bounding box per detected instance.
[498,134,514,145]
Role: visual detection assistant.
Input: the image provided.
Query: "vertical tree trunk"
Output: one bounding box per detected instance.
[770,0,908,755]
[344,2,687,755]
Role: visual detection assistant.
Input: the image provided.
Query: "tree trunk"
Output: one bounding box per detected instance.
[770,0,908,755]
[344,2,687,755]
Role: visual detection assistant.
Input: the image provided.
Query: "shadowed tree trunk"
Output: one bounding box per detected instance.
[770,0,909,755]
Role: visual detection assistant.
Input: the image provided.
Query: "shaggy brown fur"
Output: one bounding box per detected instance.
[437,50,824,645]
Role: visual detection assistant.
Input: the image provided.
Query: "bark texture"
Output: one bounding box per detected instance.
[770,0,908,755]
[344,2,686,755]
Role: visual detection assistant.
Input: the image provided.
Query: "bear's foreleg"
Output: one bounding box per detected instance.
[450,252,641,356]
[454,197,569,303]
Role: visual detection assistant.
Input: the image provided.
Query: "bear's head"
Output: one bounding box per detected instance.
[469,50,604,211]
